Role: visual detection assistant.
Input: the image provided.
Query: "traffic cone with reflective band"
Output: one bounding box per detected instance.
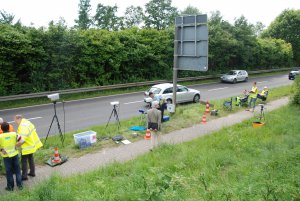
[144,129,151,140]
[52,146,62,163]
[201,114,207,124]
[205,101,210,114]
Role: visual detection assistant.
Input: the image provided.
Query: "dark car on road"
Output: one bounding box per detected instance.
[288,67,300,80]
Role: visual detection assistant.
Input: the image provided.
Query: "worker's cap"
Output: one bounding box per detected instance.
[264,86,268,89]
[152,101,159,108]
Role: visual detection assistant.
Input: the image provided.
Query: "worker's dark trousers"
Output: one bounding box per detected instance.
[21,154,35,178]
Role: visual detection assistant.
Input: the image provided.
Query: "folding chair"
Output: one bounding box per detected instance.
[223,97,233,110]
[237,95,249,107]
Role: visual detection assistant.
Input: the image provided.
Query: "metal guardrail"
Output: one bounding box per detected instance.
[0,68,291,102]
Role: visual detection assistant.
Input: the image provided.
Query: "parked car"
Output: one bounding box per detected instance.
[220,70,248,83]
[288,67,300,80]
[144,83,200,104]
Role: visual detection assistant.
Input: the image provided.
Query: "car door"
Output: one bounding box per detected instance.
[237,71,243,81]
[162,87,173,102]
[176,86,190,102]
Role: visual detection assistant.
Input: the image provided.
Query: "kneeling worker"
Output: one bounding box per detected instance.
[147,101,161,149]
[257,86,268,101]
[0,122,24,191]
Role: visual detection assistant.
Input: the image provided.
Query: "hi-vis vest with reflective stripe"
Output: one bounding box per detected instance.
[0,132,18,158]
[17,119,37,155]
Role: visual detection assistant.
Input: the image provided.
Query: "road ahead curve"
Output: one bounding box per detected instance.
[0,74,292,137]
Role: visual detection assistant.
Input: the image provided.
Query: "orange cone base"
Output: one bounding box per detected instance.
[52,158,62,164]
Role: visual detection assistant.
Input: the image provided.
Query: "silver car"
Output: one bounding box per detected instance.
[144,83,200,104]
[220,70,248,83]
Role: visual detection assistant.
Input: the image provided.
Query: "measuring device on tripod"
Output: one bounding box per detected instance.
[44,93,65,146]
[105,101,121,129]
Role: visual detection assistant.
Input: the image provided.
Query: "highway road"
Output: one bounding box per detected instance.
[0,73,293,137]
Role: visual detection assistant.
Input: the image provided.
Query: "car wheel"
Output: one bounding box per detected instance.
[233,78,237,84]
[167,99,172,104]
[193,94,200,103]
[244,77,248,82]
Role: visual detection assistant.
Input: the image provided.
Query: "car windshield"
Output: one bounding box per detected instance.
[148,87,161,94]
[227,71,237,75]
[292,67,300,71]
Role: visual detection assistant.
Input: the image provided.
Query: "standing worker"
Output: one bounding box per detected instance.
[0,117,14,134]
[14,115,43,180]
[0,122,24,191]
[147,101,161,150]
[247,81,258,112]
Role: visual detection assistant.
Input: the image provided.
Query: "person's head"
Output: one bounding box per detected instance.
[1,122,9,133]
[253,81,257,86]
[0,117,3,124]
[149,92,154,98]
[152,101,159,108]
[264,86,268,90]
[14,115,23,125]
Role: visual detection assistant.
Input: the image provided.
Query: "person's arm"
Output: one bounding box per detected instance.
[158,110,162,130]
[16,134,25,147]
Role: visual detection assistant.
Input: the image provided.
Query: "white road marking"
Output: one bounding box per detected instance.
[7,116,43,124]
[124,100,144,105]
[257,81,269,84]
[208,87,228,92]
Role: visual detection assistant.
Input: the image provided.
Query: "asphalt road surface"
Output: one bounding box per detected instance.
[0,74,293,137]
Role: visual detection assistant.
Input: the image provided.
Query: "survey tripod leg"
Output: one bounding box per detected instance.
[105,105,121,129]
[44,102,64,146]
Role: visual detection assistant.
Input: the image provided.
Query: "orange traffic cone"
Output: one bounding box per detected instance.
[144,129,151,140]
[205,101,210,114]
[201,114,207,124]
[51,146,62,163]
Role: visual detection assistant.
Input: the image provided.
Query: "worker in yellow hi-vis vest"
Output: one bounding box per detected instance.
[14,115,43,180]
[247,81,258,112]
[0,122,25,191]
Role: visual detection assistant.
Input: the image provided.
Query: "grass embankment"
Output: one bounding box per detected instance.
[2,87,299,200]
[0,70,289,110]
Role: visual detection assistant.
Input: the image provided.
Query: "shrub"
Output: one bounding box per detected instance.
[291,76,300,105]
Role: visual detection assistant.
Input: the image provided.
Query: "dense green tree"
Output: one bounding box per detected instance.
[144,0,178,30]
[123,6,144,28]
[74,0,92,30]
[180,5,201,15]
[262,9,300,65]
[94,3,121,31]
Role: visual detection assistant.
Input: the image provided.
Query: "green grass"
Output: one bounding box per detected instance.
[0,70,289,110]
[2,89,299,200]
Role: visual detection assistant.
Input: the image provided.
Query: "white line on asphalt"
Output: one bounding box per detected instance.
[124,100,144,105]
[208,87,228,92]
[7,116,43,124]
[257,81,269,84]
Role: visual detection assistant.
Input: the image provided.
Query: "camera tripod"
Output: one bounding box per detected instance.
[258,104,265,122]
[44,101,65,146]
[105,105,121,129]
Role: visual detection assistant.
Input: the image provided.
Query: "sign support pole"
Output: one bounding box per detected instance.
[172,34,179,112]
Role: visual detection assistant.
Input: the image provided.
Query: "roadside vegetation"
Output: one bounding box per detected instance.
[2,84,299,200]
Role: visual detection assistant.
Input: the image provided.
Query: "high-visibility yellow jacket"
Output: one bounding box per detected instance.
[260,89,268,96]
[0,132,18,158]
[17,119,39,155]
[249,86,258,98]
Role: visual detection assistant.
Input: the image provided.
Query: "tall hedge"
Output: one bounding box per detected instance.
[0,22,293,96]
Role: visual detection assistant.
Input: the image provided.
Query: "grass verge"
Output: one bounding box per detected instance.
[2,88,299,200]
